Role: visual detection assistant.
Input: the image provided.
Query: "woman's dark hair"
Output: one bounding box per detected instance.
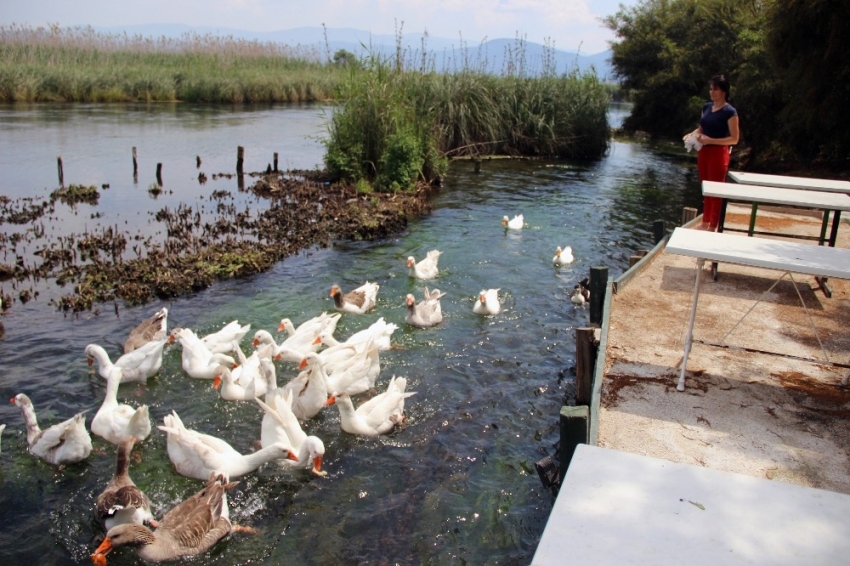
[709,74,731,101]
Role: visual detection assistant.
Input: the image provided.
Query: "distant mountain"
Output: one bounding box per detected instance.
[95,24,614,80]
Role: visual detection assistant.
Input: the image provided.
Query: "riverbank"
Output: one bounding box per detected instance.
[599,204,850,494]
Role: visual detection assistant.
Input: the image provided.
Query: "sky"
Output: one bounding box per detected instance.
[2,0,640,55]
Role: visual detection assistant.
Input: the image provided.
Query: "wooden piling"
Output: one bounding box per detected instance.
[575,328,598,405]
[236,146,244,175]
[559,405,589,482]
[156,163,163,186]
[682,206,698,226]
[57,156,64,187]
[273,152,279,173]
[132,147,138,176]
[589,266,607,326]
[196,155,202,168]
[653,220,665,244]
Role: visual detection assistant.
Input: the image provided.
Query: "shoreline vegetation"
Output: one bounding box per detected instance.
[0,24,613,315]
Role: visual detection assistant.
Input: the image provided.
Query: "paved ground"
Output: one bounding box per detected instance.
[599,204,850,495]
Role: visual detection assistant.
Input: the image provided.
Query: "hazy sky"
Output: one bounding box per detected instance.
[2,0,639,54]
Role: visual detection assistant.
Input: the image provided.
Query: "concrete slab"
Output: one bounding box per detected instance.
[533,444,850,566]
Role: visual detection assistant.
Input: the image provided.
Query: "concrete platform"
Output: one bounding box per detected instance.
[533,444,850,565]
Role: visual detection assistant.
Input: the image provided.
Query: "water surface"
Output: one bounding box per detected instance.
[0,103,701,565]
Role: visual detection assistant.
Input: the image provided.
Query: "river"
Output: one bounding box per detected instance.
[0,102,702,565]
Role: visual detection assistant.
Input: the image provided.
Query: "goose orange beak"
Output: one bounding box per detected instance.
[212,376,222,390]
[325,395,336,406]
[298,358,308,370]
[287,451,299,462]
[251,338,260,348]
[312,455,325,476]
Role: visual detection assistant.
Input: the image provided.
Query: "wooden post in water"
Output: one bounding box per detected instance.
[196,155,202,168]
[575,328,598,405]
[132,147,138,179]
[156,163,163,186]
[558,405,589,482]
[682,206,698,226]
[653,220,665,244]
[57,156,64,187]
[236,146,244,175]
[273,152,279,173]
[589,265,607,326]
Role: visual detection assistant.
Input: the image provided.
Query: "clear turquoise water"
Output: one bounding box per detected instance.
[0,103,701,565]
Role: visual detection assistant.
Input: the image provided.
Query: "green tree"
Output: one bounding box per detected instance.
[333,49,360,68]
[766,0,850,164]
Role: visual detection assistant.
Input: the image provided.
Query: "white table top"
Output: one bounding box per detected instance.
[728,171,850,193]
[532,444,850,566]
[703,180,850,210]
[665,227,850,280]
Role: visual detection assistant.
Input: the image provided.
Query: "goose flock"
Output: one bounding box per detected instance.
[3,213,586,563]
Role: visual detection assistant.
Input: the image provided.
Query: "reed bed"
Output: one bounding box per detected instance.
[0,24,341,103]
[326,43,611,190]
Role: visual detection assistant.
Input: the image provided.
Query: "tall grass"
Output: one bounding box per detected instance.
[0,24,343,103]
[325,39,611,190]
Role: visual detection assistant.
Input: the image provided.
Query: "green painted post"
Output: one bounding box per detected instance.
[589,266,607,325]
[559,405,589,483]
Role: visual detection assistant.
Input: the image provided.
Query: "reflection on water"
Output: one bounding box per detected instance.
[0,104,700,564]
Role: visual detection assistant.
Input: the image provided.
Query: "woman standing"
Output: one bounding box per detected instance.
[687,74,740,230]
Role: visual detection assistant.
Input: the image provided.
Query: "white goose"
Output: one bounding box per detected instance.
[324,342,381,396]
[570,286,587,305]
[10,393,92,465]
[91,472,238,565]
[407,249,442,280]
[281,353,332,420]
[86,339,167,384]
[325,376,415,436]
[123,307,168,354]
[473,288,501,316]
[315,317,397,352]
[278,314,338,357]
[330,282,379,314]
[277,312,341,341]
[256,390,327,477]
[502,214,524,230]
[405,287,446,328]
[91,367,152,445]
[200,320,251,355]
[251,329,308,364]
[158,411,297,480]
[170,328,236,380]
[212,364,268,401]
[553,246,574,266]
[95,436,158,532]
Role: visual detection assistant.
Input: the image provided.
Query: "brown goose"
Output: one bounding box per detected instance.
[329,282,379,314]
[95,436,157,532]
[91,472,238,564]
[123,307,168,354]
